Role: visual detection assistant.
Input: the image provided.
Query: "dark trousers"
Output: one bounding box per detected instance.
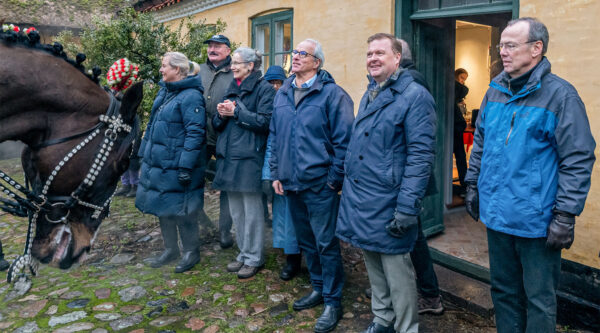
[288,185,344,306]
[487,228,561,333]
[160,213,200,252]
[453,130,468,187]
[410,218,440,298]
[204,145,232,233]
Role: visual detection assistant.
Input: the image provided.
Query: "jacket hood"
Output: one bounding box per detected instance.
[279,69,336,95]
[160,75,205,94]
[491,57,550,95]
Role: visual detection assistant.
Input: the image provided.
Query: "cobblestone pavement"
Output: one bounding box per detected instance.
[0,158,583,332]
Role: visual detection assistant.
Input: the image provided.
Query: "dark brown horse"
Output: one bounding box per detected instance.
[0,35,143,270]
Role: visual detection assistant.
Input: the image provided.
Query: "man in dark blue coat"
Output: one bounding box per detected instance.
[270,38,355,333]
[465,18,595,332]
[337,33,436,333]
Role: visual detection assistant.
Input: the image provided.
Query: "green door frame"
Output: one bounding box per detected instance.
[394,0,519,283]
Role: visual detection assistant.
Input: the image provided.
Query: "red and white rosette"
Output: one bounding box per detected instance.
[106,58,140,92]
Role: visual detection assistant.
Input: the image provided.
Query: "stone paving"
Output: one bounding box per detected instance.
[0,158,584,332]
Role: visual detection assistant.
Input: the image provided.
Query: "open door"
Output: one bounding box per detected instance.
[415,20,454,237]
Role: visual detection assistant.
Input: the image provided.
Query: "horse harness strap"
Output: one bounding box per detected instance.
[0,92,134,283]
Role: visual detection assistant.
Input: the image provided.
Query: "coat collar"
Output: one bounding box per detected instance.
[490,57,550,100]
[225,70,263,96]
[161,75,204,94]
[355,70,415,124]
[279,70,336,99]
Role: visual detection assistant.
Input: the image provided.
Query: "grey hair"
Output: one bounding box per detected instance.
[506,17,549,56]
[188,61,200,76]
[397,38,412,61]
[233,47,262,72]
[304,38,324,70]
[164,51,190,77]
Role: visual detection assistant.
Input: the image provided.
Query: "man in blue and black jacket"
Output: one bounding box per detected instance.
[465,17,596,332]
[270,39,354,333]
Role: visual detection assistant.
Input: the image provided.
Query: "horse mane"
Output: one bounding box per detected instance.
[0,29,102,84]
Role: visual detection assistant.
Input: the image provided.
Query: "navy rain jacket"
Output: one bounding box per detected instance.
[269,70,355,191]
[465,57,596,238]
[337,70,436,254]
[136,76,207,217]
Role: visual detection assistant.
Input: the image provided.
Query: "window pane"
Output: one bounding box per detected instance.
[254,23,270,55]
[274,53,292,74]
[467,0,490,4]
[441,0,466,7]
[261,55,270,74]
[418,0,438,10]
[275,20,292,52]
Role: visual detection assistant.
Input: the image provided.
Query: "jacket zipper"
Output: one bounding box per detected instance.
[505,112,516,145]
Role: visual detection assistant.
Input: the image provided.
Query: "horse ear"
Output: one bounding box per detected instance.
[119,81,144,123]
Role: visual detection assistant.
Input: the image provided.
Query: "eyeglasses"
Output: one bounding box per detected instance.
[292,49,318,60]
[496,41,537,52]
[231,61,250,66]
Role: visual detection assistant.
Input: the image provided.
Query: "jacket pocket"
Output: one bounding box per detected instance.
[229,126,258,160]
[529,158,543,214]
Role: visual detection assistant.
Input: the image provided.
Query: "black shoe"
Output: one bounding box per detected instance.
[147,248,179,268]
[0,257,9,271]
[219,231,233,249]
[362,322,395,333]
[293,290,324,311]
[114,185,131,197]
[175,250,200,273]
[280,254,301,281]
[125,185,137,197]
[314,305,342,333]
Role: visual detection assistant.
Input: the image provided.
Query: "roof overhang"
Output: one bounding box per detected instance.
[134,0,240,23]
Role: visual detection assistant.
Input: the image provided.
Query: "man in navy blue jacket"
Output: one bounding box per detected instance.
[337,33,436,333]
[465,18,595,332]
[270,38,355,333]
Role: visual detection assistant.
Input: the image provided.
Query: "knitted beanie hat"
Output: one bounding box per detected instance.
[107,58,139,92]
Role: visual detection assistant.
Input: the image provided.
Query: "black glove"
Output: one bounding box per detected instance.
[262,180,273,202]
[177,168,192,186]
[386,211,418,238]
[546,210,575,250]
[465,183,479,221]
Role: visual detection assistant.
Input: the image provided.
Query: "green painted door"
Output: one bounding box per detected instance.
[415,21,454,237]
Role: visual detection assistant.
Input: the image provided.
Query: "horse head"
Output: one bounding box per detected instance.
[23,82,144,269]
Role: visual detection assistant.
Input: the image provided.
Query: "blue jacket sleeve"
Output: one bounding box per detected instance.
[178,92,206,170]
[395,89,437,215]
[138,88,166,158]
[262,135,272,180]
[269,93,280,181]
[326,87,355,189]
[553,91,596,215]
[464,95,487,185]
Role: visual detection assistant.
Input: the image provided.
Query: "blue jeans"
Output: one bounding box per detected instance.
[410,218,440,298]
[272,194,300,254]
[288,184,344,306]
[487,228,561,333]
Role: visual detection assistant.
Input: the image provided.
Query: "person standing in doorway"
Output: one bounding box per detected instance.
[270,39,355,333]
[337,33,436,333]
[465,17,595,332]
[199,34,235,249]
[454,68,469,196]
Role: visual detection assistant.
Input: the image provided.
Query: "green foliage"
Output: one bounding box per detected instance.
[57,7,228,124]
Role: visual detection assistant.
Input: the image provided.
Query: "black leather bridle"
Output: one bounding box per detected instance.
[0,92,138,283]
